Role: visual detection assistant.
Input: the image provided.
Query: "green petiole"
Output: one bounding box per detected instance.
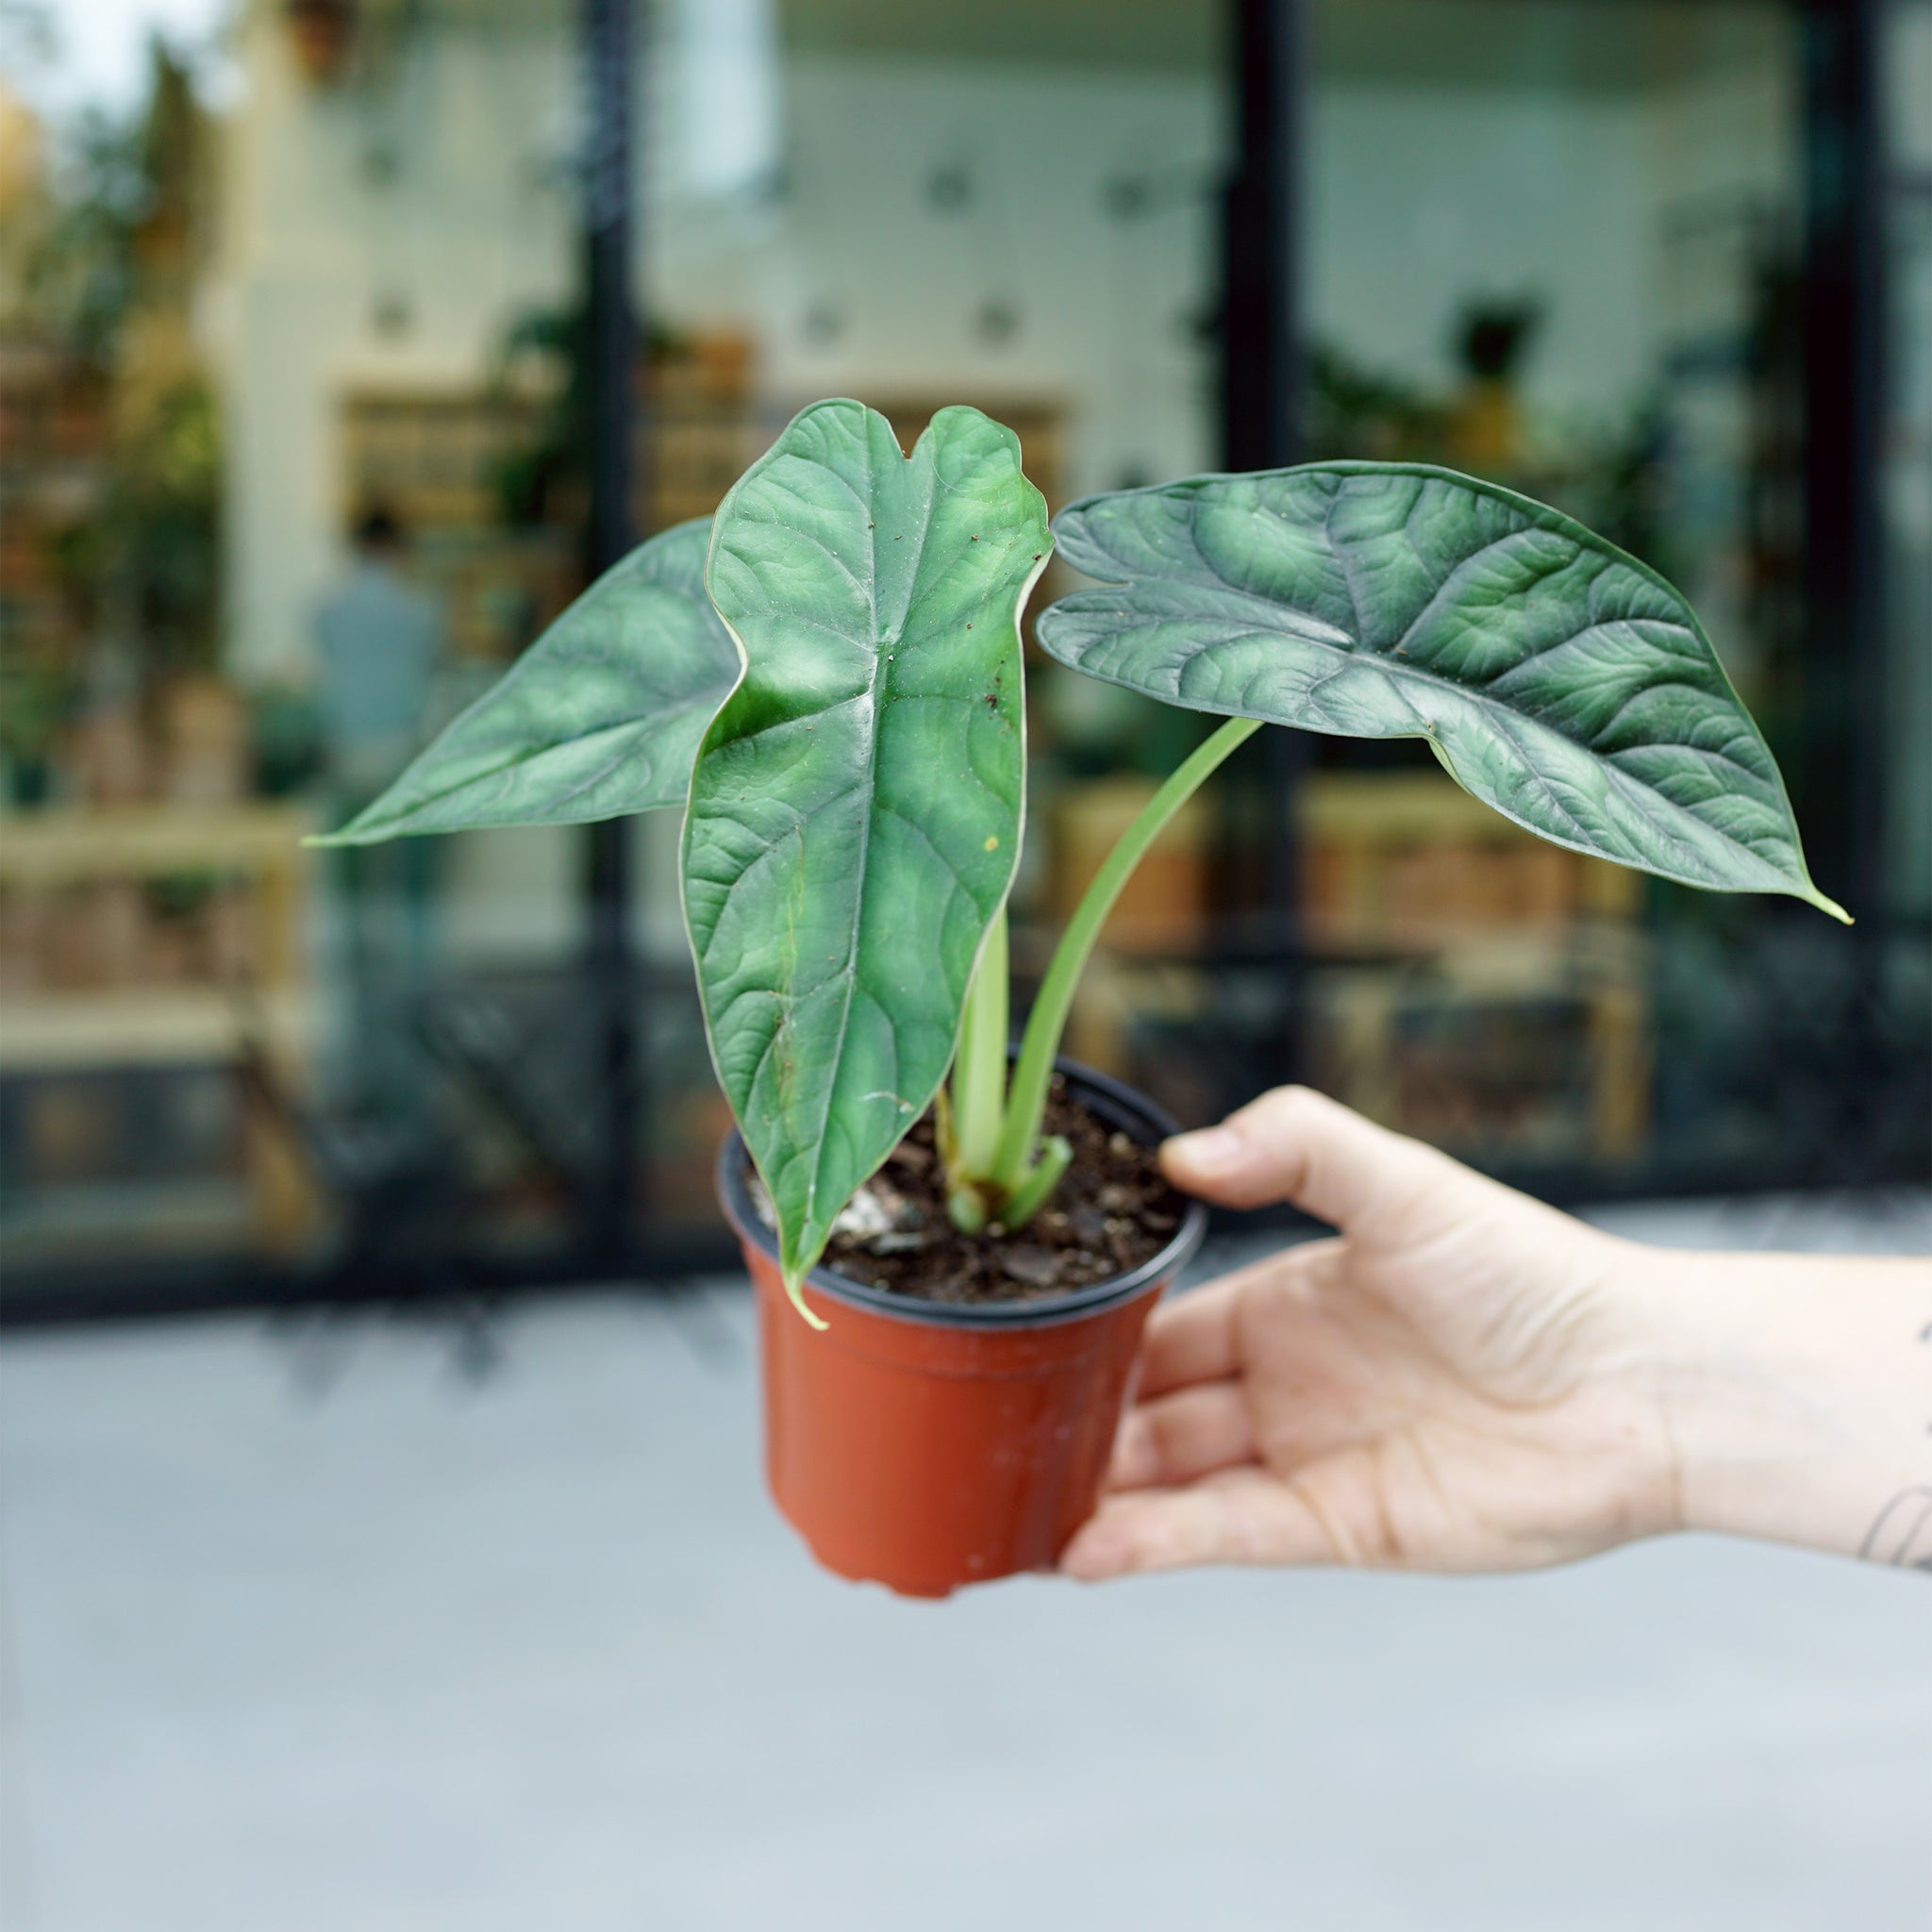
[952,906,1008,1176]
[991,715,1260,1199]
[939,714,1263,1231]
[995,1133,1072,1232]
[945,904,1008,1232]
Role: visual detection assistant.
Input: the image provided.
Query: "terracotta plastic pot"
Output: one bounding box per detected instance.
[716,1060,1208,1598]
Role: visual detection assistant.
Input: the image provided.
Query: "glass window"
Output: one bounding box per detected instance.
[1,0,1919,1315]
[1287,0,1919,1192]
[0,0,1241,1307]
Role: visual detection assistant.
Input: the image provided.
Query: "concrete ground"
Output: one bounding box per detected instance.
[2,1191,1927,1932]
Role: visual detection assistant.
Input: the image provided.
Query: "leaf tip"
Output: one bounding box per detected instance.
[783,1273,830,1331]
[305,824,393,848]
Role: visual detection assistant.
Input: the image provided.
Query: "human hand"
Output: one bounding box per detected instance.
[1061,1087,1932,1579]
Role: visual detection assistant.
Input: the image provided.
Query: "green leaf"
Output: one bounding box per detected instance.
[1040,463,1846,921]
[686,400,1051,1301]
[310,518,740,845]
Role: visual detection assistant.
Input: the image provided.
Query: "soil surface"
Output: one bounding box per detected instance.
[810,1075,1190,1307]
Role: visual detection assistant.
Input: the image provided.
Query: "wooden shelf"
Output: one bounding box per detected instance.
[0,804,314,1006]
[1299,772,1644,955]
[0,986,312,1074]
[0,804,316,885]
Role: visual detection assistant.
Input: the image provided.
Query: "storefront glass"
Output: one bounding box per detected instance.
[0,0,1922,1315]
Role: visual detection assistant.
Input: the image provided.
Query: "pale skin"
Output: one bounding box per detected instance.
[1060,1087,1932,1582]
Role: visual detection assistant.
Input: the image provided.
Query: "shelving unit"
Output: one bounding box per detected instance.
[1297,773,1652,1164]
[0,804,317,1259]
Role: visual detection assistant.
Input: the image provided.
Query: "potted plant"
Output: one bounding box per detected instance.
[319,398,1844,1596]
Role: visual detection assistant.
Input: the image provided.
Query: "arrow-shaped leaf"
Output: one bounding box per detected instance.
[1039,463,1845,920]
[685,400,1051,1304]
[313,518,740,845]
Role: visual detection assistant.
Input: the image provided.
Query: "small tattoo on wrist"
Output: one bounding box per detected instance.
[1858,1487,1932,1570]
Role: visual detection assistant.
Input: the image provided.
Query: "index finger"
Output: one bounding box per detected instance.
[1160,1084,1458,1229]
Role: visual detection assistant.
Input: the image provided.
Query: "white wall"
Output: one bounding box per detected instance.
[210,36,1226,686]
[216,31,1811,681]
[212,23,1819,682]
[208,11,580,685]
[672,53,1224,497]
[1306,81,1657,416]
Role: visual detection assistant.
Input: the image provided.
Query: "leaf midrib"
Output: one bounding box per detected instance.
[1071,489,1766,794]
[1079,481,1684,707]
[800,422,905,1240]
[405,704,710,812]
[1073,575,1702,740]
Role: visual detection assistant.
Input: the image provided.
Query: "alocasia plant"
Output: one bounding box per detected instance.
[317,401,1846,1322]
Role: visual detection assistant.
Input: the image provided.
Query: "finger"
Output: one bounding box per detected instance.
[1061,1469,1337,1579]
[1108,1382,1255,1491]
[1137,1237,1343,1400]
[1135,1274,1242,1399]
[1159,1084,1462,1229]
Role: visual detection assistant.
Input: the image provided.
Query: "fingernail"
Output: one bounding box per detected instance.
[1164,1125,1245,1175]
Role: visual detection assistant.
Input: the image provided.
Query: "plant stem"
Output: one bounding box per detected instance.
[947,901,1008,1224]
[996,1134,1071,1232]
[991,715,1263,1202]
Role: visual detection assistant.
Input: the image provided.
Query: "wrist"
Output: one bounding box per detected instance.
[1613,1244,1932,1562]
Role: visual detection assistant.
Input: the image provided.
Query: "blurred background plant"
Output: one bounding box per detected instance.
[2,39,225,803]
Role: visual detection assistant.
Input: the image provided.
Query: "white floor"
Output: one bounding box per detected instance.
[2,1192,1928,1932]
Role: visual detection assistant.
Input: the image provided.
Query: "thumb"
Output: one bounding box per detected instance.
[1159,1085,1460,1231]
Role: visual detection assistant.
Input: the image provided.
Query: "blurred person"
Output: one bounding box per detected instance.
[1063,1088,1932,1581]
[313,505,444,1110]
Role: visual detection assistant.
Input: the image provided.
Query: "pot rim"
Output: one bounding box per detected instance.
[714,1056,1208,1330]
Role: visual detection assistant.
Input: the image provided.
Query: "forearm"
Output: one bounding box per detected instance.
[1621,1247,1932,1567]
